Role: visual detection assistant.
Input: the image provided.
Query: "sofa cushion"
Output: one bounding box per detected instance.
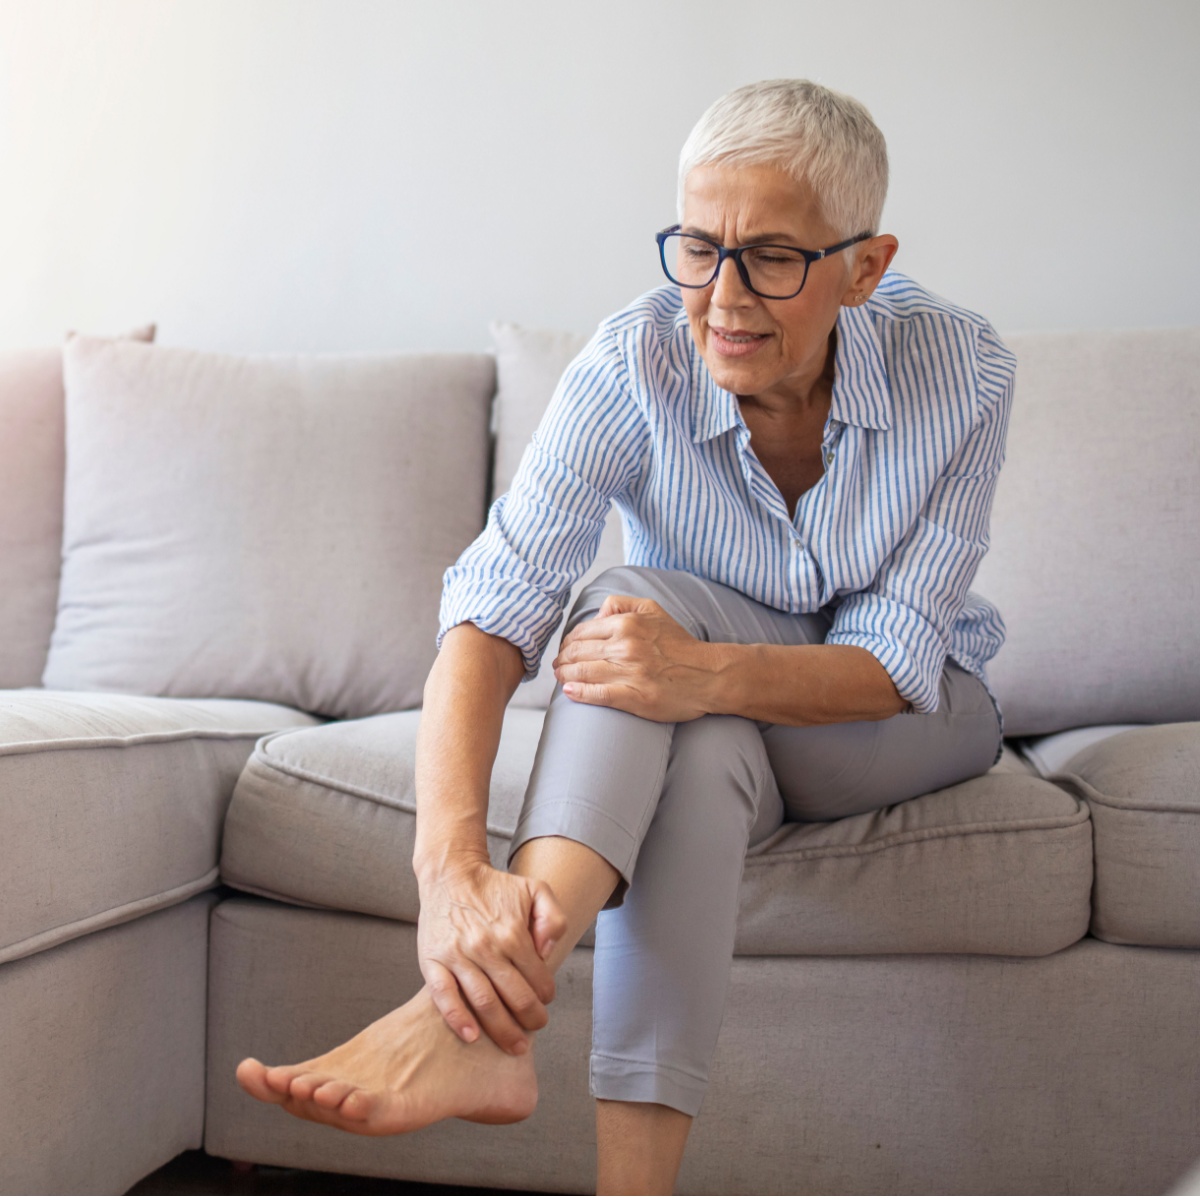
[490,321,624,708]
[973,328,1200,736]
[0,689,320,966]
[0,326,154,690]
[42,337,494,718]
[220,712,1092,956]
[1050,722,1200,949]
[1019,724,1145,777]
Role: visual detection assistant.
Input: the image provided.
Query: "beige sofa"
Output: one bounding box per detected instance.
[1,317,1197,1195]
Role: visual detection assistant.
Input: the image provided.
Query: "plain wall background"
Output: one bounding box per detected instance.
[1,0,1196,353]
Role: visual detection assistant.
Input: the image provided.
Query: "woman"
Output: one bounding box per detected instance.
[236,79,1014,1194]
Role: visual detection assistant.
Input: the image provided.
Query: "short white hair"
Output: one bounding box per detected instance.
[677,79,889,243]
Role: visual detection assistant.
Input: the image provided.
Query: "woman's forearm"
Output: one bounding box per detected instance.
[703,641,908,726]
[414,623,526,882]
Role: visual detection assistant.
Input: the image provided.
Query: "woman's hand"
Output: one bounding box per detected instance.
[416,856,567,1055]
[552,593,717,722]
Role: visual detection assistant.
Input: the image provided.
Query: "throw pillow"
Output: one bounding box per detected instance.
[0,324,155,689]
[42,337,494,718]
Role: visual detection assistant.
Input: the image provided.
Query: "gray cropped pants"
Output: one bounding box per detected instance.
[507,566,1002,1118]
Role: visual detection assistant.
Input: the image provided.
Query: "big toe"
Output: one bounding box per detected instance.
[236,1058,286,1106]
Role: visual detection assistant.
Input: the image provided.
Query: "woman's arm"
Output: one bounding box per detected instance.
[707,641,907,724]
[552,592,905,726]
[413,623,568,1054]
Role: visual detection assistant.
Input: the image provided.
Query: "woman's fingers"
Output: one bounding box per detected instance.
[422,959,480,1044]
[450,958,532,1054]
[598,593,660,618]
[480,957,551,1032]
[554,639,623,674]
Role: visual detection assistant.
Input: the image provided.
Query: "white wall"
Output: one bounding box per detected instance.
[1,0,1196,353]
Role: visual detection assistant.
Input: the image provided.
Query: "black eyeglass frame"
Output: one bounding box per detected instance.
[655,224,873,300]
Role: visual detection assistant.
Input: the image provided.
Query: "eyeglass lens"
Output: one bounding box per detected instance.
[661,233,809,298]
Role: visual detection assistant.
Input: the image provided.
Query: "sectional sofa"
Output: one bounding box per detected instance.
[1,313,1198,1195]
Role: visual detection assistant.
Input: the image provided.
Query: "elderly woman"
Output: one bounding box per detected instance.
[237,79,1014,1194]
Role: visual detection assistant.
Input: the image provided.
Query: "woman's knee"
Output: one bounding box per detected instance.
[566,566,724,643]
[662,715,774,824]
[568,566,704,634]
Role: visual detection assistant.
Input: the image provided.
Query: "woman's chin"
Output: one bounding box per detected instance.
[704,358,771,398]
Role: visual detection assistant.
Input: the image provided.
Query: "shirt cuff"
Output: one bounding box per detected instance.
[438,571,568,682]
[824,593,947,715]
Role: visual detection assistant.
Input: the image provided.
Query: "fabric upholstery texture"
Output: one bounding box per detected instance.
[490,320,624,707]
[1051,722,1200,949]
[0,325,154,690]
[205,897,1200,1196]
[43,337,494,718]
[1020,723,1145,776]
[0,689,318,965]
[0,896,212,1197]
[973,328,1200,736]
[220,709,1092,956]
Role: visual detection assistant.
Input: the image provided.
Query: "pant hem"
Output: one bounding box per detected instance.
[507,799,638,888]
[589,1052,707,1118]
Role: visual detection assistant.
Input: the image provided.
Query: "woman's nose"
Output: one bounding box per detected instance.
[710,255,754,307]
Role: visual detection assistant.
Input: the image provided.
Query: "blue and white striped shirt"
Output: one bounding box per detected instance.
[439,271,1016,720]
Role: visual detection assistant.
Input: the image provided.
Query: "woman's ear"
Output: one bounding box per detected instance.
[844,234,899,304]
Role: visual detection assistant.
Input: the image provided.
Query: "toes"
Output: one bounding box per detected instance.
[282,1090,368,1130]
[338,1088,377,1121]
[235,1058,287,1106]
[287,1072,331,1101]
[312,1078,357,1109]
[264,1063,306,1094]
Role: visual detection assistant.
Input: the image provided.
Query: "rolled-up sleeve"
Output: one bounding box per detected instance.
[438,326,648,680]
[824,326,1016,714]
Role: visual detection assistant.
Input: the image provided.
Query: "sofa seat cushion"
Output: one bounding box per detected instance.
[0,689,320,965]
[220,713,1092,956]
[1050,722,1200,949]
[1018,724,1146,776]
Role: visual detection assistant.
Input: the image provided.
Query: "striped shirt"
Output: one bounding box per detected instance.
[439,270,1016,722]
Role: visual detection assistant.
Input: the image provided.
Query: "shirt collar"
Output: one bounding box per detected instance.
[829,299,893,431]
[688,297,893,442]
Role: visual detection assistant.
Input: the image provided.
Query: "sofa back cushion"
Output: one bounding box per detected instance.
[490,321,626,707]
[42,337,494,718]
[0,326,155,689]
[973,328,1200,736]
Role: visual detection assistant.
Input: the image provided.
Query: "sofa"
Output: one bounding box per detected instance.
[1,313,1197,1196]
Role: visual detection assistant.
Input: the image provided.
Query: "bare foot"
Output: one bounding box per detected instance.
[235,985,538,1136]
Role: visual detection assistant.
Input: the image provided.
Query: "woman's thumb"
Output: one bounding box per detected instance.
[529,881,568,961]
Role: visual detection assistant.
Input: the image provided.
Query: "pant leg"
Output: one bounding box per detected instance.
[506,564,831,905]
[589,714,783,1116]
[508,565,1001,1117]
[507,566,818,1116]
[761,660,1002,823]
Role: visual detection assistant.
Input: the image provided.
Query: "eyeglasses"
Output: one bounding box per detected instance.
[655,224,872,300]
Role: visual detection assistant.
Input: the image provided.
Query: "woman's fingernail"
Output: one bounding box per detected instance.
[462,1026,479,1043]
[511,1039,529,1055]
[543,939,557,959]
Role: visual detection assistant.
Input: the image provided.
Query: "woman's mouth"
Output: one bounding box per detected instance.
[710,326,769,357]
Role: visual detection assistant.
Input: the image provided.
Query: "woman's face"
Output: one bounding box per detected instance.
[678,161,891,406]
